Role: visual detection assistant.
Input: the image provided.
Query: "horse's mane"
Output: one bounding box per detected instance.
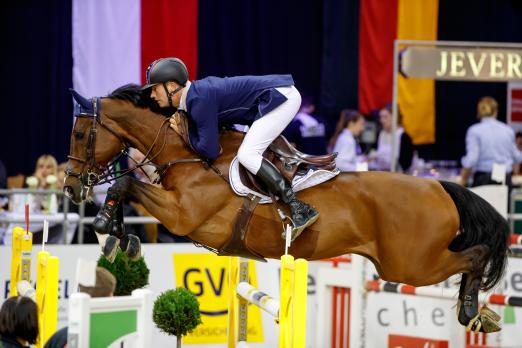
[108,84,149,108]
[108,83,175,116]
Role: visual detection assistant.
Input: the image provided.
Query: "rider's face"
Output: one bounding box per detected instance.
[150,82,182,108]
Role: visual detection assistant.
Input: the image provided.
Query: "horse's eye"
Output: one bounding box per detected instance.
[74,131,84,140]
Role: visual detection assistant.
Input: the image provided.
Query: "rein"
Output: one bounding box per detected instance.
[67,98,229,193]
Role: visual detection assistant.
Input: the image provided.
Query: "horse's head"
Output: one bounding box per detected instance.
[64,89,125,203]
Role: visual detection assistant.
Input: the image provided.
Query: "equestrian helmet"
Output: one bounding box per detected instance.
[142,57,189,90]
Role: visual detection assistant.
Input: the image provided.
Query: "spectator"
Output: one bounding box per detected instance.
[282,96,327,155]
[44,267,117,348]
[0,296,38,348]
[31,155,58,189]
[368,103,414,172]
[460,96,522,187]
[330,110,365,171]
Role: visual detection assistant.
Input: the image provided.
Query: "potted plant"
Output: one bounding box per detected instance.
[153,288,202,347]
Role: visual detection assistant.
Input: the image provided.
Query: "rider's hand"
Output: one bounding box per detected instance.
[169,113,181,135]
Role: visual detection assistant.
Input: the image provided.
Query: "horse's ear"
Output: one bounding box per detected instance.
[69,88,92,110]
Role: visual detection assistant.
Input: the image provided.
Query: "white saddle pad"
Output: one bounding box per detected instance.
[229,156,340,204]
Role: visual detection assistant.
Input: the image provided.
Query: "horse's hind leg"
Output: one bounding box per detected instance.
[456,245,501,333]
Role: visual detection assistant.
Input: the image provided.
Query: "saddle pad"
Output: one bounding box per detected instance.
[229,156,340,204]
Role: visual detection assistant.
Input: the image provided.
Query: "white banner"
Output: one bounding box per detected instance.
[72,0,141,98]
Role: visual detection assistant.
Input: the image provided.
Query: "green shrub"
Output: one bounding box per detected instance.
[153,288,202,339]
[97,250,149,296]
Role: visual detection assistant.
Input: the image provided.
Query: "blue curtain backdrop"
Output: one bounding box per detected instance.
[320,0,360,129]
[197,0,324,110]
[0,0,73,176]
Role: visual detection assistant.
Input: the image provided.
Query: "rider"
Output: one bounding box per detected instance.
[142,57,319,237]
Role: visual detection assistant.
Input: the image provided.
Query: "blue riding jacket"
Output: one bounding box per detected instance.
[180,74,295,161]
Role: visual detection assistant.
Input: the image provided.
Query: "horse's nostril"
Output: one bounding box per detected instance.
[64,186,73,198]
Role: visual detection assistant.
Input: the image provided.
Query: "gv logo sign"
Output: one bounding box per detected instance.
[173,253,264,344]
[183,267,227,315]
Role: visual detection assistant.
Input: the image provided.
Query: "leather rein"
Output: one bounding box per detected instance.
[65,97,228,196]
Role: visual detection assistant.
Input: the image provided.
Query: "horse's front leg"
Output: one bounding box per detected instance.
[93,177,143,262]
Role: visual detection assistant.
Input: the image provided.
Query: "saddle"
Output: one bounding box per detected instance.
[239,135,337,195]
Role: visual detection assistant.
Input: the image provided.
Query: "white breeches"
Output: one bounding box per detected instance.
[237,86,301,174]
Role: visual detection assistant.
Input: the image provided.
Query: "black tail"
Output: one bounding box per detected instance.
[439,181,510,290]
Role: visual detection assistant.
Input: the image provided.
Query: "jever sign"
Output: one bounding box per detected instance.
[400,47,522,81]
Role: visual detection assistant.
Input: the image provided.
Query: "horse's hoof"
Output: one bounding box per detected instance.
[480,314,501,333]
[102,235,120,263]
[93,213,111,234]
[110,220,125,239]
[121,234,141,261]
[480,305,501,322]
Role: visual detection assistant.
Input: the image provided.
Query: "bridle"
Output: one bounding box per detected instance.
[66,97,167,197]
[65,97,229,199]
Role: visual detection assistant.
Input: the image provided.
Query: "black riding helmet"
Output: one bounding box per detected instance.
[142,57,189,108]
[143,57,189,89]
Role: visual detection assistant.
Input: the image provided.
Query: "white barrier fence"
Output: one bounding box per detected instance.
[67,289,153,348]
[1,244,522,347]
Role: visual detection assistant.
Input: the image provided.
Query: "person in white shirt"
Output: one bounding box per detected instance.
[460,96,522,187]
[369,104,414,172]
[330,109,365,172]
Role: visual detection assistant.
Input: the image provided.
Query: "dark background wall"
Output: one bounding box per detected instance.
[0,0,521,175]
[0,0,73,176]
[422,0,522,160]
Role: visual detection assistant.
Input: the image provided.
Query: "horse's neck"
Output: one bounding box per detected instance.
[109,101,245,169]
[111,107,182,166]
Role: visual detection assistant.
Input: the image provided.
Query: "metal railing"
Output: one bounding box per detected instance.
[2,186,522,245]
[0,189,160,244]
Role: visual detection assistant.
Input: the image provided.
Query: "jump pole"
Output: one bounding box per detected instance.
[228,226,309,348]
[366,280,522,307]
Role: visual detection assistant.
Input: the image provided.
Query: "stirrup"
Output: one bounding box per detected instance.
[277,208,295,238]
[290,213,319,241]
[278,208,319,242]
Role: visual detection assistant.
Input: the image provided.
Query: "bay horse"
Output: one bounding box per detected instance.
[64,84,509,333]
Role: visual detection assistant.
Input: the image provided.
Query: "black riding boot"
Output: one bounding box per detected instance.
[256,159,319,240]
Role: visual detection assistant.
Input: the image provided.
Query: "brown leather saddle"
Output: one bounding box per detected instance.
[238,135,337,195]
